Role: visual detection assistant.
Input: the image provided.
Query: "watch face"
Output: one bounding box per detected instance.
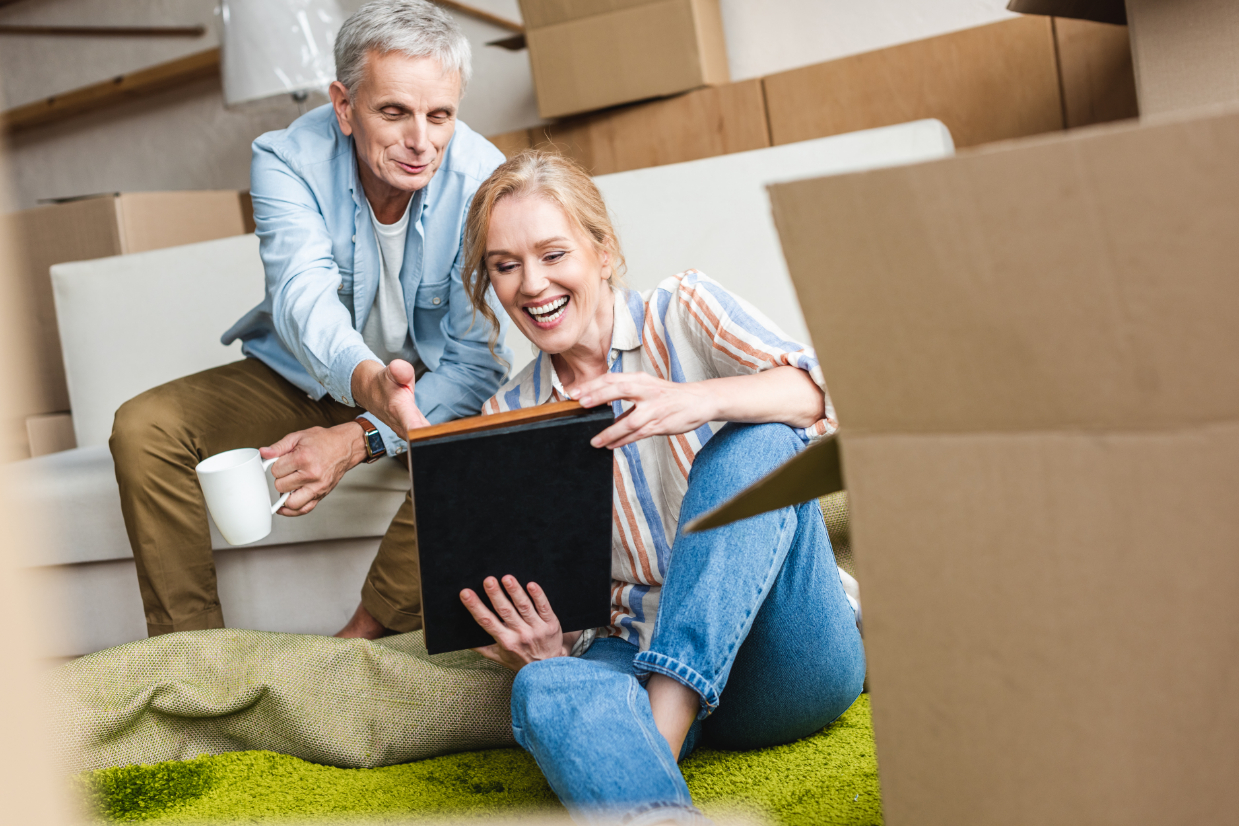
[365,429,385,457]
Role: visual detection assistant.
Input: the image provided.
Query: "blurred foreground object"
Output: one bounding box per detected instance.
[0,95,73,825]
[220,0,345,107]
[750,103,1239,826]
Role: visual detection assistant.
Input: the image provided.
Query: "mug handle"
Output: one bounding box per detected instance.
[261,456,292,514]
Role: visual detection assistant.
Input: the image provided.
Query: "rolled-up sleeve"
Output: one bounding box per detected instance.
[251,142,377,406]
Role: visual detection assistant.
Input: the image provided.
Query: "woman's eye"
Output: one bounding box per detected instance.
[544,251,566,263]
[495,262,518,274]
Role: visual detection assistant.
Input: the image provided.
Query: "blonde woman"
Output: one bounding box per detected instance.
[455,151,865,826]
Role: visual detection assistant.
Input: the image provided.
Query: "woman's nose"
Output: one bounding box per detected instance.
[521,264,550,296]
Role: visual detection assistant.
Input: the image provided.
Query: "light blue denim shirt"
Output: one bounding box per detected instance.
[222,104,512,453]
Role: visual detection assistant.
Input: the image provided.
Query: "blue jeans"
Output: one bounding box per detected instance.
[510,424,867,825]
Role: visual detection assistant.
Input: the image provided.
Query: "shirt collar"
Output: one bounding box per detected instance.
[540,287,644,405]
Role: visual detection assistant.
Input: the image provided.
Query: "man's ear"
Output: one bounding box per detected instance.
[329,81,354,137]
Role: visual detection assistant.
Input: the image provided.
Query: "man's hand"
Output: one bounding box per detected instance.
[351,359,431,438]
[260,422,368,516]
[461,576,570,672]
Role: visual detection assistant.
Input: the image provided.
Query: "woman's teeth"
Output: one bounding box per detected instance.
[527,296,568,323]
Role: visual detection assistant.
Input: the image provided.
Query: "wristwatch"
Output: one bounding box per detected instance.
[355,417,387,463]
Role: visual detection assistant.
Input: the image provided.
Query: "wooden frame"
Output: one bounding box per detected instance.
[406,400,589,444]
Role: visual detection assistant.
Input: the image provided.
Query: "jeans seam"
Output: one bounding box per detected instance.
[632,653,719,716]
[710,504,798,689]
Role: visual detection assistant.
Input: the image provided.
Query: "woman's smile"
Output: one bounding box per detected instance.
[524,295,570,328]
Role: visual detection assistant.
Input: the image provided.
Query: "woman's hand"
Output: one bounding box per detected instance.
[461,576,569,672]
[571,372,718,449]
[571,366,827,449]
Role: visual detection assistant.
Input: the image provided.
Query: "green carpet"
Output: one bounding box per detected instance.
[75,695,880,825]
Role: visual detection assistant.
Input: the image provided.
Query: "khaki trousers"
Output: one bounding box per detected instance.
[109,358,423,637]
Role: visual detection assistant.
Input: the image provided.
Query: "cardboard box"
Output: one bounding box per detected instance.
[702,107,1239,824]
[520,0,729,119]
[533,79,769,175]
[487,128,536,160]
[24,413,75,457]
[1,191,247,455]
[762,17,1064,149]
[1055,17,1140,127]
[1012,0,1239,117]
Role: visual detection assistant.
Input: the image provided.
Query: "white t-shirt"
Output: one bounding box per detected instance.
[361,196,421,367]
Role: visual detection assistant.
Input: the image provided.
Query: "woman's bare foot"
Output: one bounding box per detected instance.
[335,602,388,639]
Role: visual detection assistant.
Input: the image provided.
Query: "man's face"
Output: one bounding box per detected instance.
[329,51,461,196]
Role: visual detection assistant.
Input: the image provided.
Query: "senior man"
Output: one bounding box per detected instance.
[110,0,510,640]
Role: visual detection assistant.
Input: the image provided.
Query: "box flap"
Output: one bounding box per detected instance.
[1007,0,1127,25]
[684,435,842,533]
[769,107,1239,436]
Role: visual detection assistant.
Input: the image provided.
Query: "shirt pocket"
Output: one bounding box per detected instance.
[413,278,449,311]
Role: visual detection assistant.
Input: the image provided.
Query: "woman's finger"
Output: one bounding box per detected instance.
[482,576,522,626]
[502,576,540,623]
[592,407,653,449]
[526,582,557,622]
[460,588,515,646]
[577,374,653,408]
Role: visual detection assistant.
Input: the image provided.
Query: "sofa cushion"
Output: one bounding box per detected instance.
[9,446,408,568]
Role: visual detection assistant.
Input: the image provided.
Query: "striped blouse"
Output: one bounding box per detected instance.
[481,271,837,651]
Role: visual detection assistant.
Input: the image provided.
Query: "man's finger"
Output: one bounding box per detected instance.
[261,431,302,461]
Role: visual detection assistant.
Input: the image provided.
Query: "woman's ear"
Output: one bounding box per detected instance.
[599,247,612,282]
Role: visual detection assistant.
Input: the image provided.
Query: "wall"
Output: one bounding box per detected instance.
[0,0,539,209]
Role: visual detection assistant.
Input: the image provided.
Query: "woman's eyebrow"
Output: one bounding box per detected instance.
[486,237,571,258]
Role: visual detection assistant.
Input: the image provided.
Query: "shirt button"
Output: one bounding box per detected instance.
[351,234,356,243]
[432,296,441,305]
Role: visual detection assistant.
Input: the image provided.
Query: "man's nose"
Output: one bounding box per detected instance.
[403,116,430,155]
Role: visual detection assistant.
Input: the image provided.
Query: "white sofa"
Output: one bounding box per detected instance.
[12,120,953,659]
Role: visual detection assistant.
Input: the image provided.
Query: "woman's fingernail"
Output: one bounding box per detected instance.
[580,396,591,406]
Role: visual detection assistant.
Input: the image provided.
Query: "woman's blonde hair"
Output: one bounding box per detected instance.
[463,150,626,359]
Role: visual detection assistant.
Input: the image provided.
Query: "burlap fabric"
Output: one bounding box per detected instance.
[48,629,515,775]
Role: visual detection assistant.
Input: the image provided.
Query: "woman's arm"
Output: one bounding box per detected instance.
[572,365,825,450]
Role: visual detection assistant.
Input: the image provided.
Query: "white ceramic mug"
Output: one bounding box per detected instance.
[195,447,290,546]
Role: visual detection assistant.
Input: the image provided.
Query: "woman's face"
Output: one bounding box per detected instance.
[485,194,612,356]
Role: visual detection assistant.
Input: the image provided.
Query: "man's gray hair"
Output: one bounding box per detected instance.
[335,0,472,95]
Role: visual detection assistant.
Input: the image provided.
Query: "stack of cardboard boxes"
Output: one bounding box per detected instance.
[499,12,1141,176]
[1,192,250,458]
[702,1,1239,823]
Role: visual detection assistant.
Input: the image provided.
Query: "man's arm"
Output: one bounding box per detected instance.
[251,141,380,407]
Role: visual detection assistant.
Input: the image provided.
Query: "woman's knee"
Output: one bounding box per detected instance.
[688,422,801,486]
